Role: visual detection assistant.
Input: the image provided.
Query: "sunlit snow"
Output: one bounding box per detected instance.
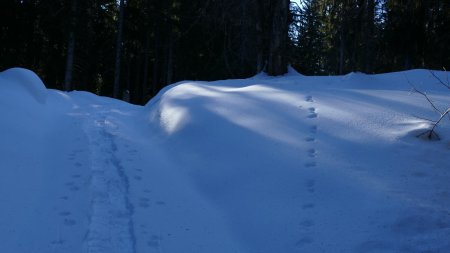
[1,67,449,253]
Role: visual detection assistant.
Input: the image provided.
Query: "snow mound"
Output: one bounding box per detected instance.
[0,67,48,104]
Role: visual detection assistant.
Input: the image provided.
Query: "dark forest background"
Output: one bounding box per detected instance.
[1,0,450,104]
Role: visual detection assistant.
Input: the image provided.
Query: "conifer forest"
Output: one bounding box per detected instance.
[1,0,449,104]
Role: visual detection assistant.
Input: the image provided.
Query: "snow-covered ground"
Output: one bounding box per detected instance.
[0,67,449,253]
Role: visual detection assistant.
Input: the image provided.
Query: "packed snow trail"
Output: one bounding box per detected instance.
[81,105,136,253]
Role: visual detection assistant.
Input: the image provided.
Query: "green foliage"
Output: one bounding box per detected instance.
[290,0,450,75]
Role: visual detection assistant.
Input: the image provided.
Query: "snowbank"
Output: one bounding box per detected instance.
[1,67,449,253]
[0,67,48,104]
[143,69,450,252]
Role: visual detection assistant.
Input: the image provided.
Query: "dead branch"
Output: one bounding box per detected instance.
[429,70,450,90]
[406,72,450,141]
[417,108,450,141]
[407,79,443,115]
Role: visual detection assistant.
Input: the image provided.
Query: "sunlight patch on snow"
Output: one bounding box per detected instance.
[210,104,304,147]
[159,103,190,134]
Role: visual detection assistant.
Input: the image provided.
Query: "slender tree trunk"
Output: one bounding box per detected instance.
[152,30,160,95]
[364,0,375,73]
[339,33,345,74]
[142,32,150,102]
[166,25,174,85]
[267,0,289,76]
[255,0,265,73]
[64,0,77,91]
[113,0,125,98]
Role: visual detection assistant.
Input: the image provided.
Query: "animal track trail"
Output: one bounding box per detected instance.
[304,95,318,169]
[297,96,319,249]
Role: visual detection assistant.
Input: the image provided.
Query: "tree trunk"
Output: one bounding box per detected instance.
[339,32,345,75]
[363,0,375,73]
[113,0,125,98]
[152,31,160,95]
[64,0,77,91]
[267,0,289,76]
[166,25,174,85]
[255,0,265,73]
[142,32,150,102]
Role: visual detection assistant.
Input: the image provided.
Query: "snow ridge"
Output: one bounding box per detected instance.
[83,108,136,253]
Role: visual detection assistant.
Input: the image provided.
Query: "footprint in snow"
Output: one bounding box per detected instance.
[139,197,150,208]
[304,162,316,168]
[307,113,318,119]
[63,219,77,226]
[299,219,315,228]
[71,186,80,191]
[302,203,315,210]
[148,235,161,248]
[306,179,315,192]
[310,126,317,133]
[295,237,314,247]
[59,211,71,217]
[307,148,317,158]
[65,181,75,186]
[306,96,314,102]
[147,240,160,248]
[50,239,65,245]
[305,137,315,142]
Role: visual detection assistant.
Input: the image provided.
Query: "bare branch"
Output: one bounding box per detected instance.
[408,83,443,115]
[417,108,450,141]
[411,114,436,123]
[429,70,450,90]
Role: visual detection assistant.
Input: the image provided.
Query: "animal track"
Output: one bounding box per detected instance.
[139,197,150,208]
[306,96,314,102]
[299,219,315,227]
[296,237,314,247]
[306,179,315,189]
[305,137,315,142]
[64,219,77,226]
[307,149,317,158]
[69,186,80,191]
[305,162,316,168]
[59,211,71,216]
[50,239,65,245]
[302,203,315,209]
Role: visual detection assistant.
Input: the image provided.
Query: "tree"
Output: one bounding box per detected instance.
[64,0,77,91]
[267,0,290,75]
[113,0,125,98]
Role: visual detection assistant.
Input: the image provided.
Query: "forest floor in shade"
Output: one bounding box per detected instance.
[1,67,450,253]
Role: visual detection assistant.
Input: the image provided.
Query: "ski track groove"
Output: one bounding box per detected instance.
[82,107,136,253]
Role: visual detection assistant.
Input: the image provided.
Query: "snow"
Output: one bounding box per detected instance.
[0,67,449,252]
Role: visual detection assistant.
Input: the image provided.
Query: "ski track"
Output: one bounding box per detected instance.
[82,105,136,253]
